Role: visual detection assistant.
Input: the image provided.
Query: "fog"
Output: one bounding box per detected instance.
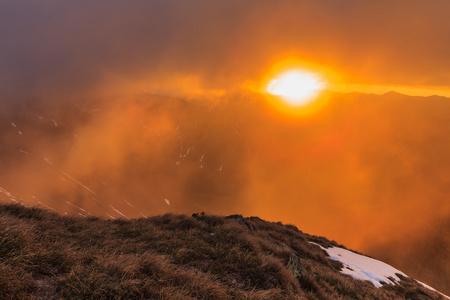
[1,91,449,293]
[1,0,449,294]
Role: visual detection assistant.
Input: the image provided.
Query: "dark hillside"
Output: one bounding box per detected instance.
[0,203,446,299]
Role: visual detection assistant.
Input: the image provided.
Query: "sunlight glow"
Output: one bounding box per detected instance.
[267,71,324,106]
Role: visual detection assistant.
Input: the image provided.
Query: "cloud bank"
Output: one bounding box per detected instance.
[2,0,450,106]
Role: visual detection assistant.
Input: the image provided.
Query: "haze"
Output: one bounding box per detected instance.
[0,0,449,295]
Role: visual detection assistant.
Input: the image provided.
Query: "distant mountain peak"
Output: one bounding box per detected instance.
[382,90,405,96]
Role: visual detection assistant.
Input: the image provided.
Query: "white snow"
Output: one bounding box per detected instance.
[109,204,130,219]
[312,242,450,298]
[123,200,134,208]
[65,201,86,212]
[417,280,437,292]
[0,187,13,197]
[417,280,450,299]
[0,187,17,202]
[311,242,406,288]
[10,122,16,127]
[164,198,170,206]
[61,171,96,194]
[44,157,54,165]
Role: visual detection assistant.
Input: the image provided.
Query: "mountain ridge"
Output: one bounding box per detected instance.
[0,203,447,299]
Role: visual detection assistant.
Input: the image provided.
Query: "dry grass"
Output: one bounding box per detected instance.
[0,204,446,299]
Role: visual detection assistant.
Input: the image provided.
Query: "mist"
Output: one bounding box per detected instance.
[1,0,449,294]
[1,91,449,293]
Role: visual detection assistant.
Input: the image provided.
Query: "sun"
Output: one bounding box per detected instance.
[266,70,324,106]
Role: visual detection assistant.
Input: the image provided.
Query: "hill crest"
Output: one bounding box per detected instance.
[0,203,447,299]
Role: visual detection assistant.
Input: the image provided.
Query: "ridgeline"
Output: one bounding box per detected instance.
[0,203,445,299]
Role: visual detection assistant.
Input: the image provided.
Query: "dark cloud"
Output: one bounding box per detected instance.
[2,0,450,106]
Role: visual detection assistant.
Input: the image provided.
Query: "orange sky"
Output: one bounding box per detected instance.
[1,1,450,100]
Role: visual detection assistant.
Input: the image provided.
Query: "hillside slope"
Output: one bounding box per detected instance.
[0,203,447,299]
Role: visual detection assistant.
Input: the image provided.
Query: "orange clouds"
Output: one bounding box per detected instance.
[2,1,450,103]
[1,89,449,293]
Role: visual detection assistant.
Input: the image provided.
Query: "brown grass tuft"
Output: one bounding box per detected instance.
[0,203,445,299]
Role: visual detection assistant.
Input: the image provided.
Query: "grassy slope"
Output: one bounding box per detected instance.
[0,203,445,300]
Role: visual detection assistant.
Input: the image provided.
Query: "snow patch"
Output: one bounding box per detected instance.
[164,198,170,206]
[313,242,450,298]
[417,280,450,299]
[311,242,406,288]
